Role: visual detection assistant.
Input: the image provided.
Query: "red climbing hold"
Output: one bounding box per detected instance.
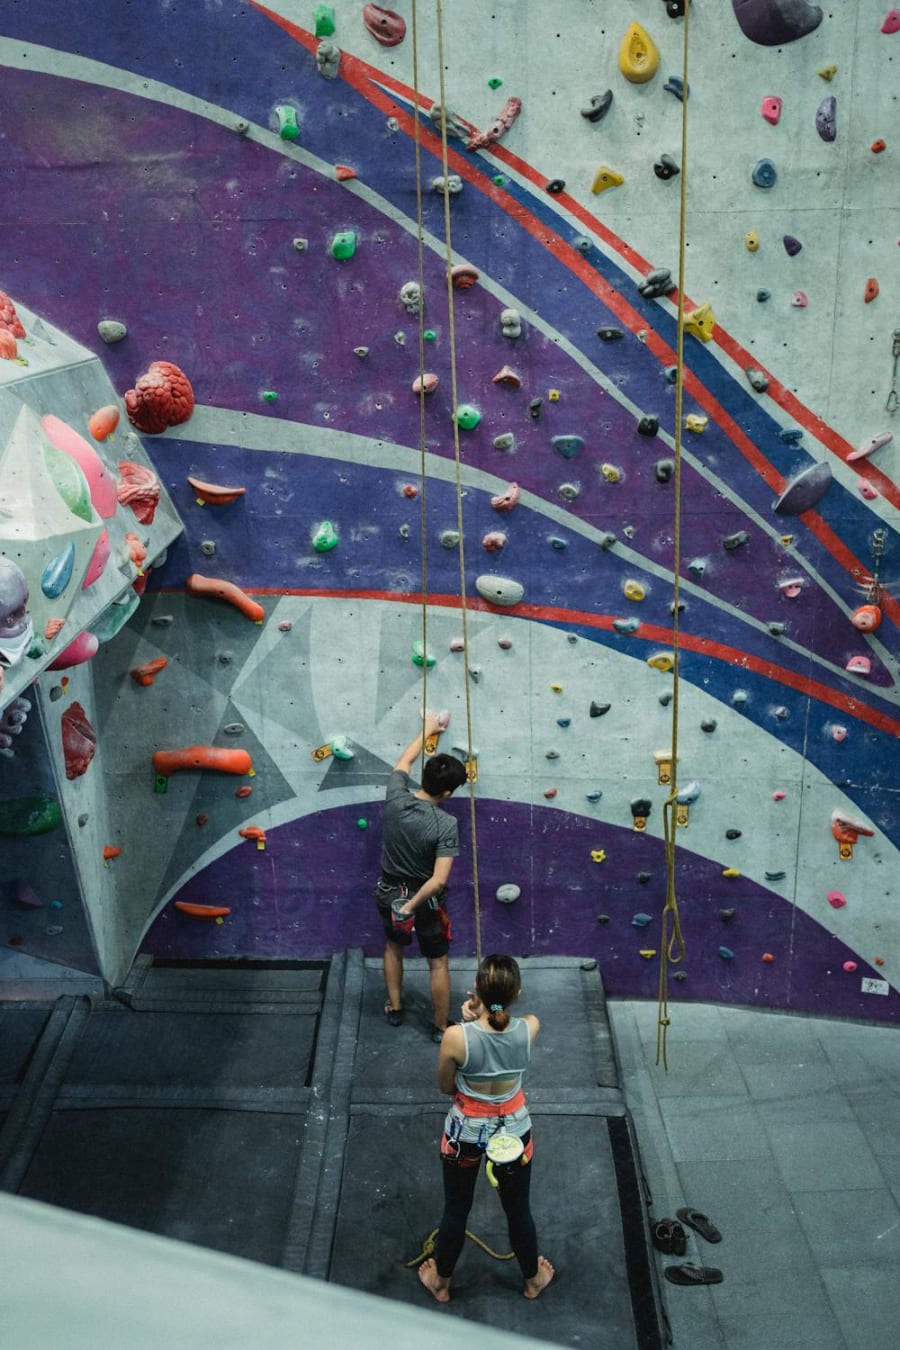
[871,139,887,153]
[117,460,161,524]
[0,289,25,339]
[130,658,168,687]
[335,164,357,181]
[363,4,406,46]
[864,277,879,303]
[61,702,97,780]
[124,360,194,434]
[827,891,847,908]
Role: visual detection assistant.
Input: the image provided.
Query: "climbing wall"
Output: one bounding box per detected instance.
[1,2,897,1014]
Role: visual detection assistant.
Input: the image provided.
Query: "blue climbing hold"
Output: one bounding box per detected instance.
[549,536,568,551]
[751,158,777,188]
[552,435,584,459]
[557,717,571,728]
[632,913,653,928]
[778,428,804,444]
[585,788,603,802]
[664,75,688,100]
[41,542,75,599]
[719,946,735,961]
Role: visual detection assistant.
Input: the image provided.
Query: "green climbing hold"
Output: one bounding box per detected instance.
[357,818,369,830]
[411,639,436,668]
[262,390,278,403]
[493,175,506,186]
[454,404,481,429]
[276,105,300,141]
[313,4,335,36]
[0,796,62,837]
[43,444,93,523]
[488,77,503,90]
[424,329,437,342]
[331,230,358,260]
[312,520,339,552]
[330,735,354,760]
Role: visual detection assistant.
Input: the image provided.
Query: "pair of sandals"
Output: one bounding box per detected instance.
[654,1207,723,1287]
[383,1003,451,1044]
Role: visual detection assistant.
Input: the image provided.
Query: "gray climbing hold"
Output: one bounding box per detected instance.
[655,459,674,483]
[500,309,522,338]
[613,616,640,634]
[573,236,592,254]
[496,883,521,904]
[151,614,174,626]
[440,529,460,548]
[665,366,678,384]
[224,722,245,736]
[77,813,89,827]
[637,872,651,884]
[293,237,309,252]
[688,557,707,578]
[783,234,803,256]
[552,435,584,459]
[815,95,836,142]
[746,367,770,392]
[598,532,617,550]
[581,90,613,122]
[731,0,823,46]
[731,691,748,705]
[638,268,676,299]
[590,702,611,717]
[596,913,610,924]
[475,575,524,607]
[768,622,786,636]
[586,789,603,802]
[97,319,127,344]
[549,536,568,551]
[597,327,624,342]
[545,749,559,760]
[659,691,673,706]
[637,415,659,437]
[701,718,717,733]
[752,158,777,188]
[673,970,688,982]
[353,346,369,357]
[529,398,543,420]
[677,781,702,804]
[316,40,341,79]
[431,174,463,195]
[429,103,468,140]
[493,433,515,451]
[632,913,653,928]
[49,685,63,702]
[399,281,423,314]
[719,946,734,960]
[200,540,216,557]
[558,482,580,500]
[723,531,750,550]
[654,153,680,180]
[765,870,786,881]
[774,461,832,514]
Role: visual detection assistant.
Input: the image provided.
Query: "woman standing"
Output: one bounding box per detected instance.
[418,953,554,1302]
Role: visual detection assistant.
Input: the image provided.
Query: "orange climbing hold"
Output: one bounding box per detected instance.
[761,953,775,963]
[152,746,253,778]
[864,277,879,303]
[871,139,887,153]
[239,825,267,844]
[88,405,120,441]
[0,330,18,360]
[103,845,121,861]
[187,476,247,506]
[175,902,232,919]
[335,164,357,181]
[130,658,168,687]
[185,573,265,622]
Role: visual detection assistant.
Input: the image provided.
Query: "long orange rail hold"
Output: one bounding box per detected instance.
[152,747,253,778]
[185,573,264,622]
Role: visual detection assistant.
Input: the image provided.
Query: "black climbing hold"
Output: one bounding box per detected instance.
[598,532,617,550]
[725,828,742,840]
[580,959,598,971]
[746,367,770,393]
[596,914,610,925]
[778,428,804,444]
[656,459,674,483]
[768,622,786,636]
[673,970,688,982]
[637,871,651,884]
[631,798,652,818]
[719,908,736,922]
[573,236,592,254]
[597,327,624,341]
[670,600,686,614]
[546,178,566,194]
[663,0,689,14]
[638,268,676,299]
[723,531,750,551]
[664,366,678,384]
[637,415,659,437]
[528,397,543,420]
[581,90,613,123]
[765,871,786,882]
[590,701,611,717]
[757,288,771,302]
[659,691,673,707]
[701,718,717,732]
[664,75,688,101]
[654,153,680,180]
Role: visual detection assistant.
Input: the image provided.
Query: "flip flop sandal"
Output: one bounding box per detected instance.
[384,1002,404,1027]
[652,1220,676,1254]
[676,1207,722,1243]
[671,1222,687,1257]
[664,1263,723,1287]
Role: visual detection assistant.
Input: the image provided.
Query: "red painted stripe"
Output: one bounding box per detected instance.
[248,3,899,622]
[165,582,900,736]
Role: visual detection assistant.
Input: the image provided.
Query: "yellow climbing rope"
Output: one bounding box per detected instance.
[410,0,483,963]
[405,1227,515,1267]
[656,2,690,1070]
[410,0,431,767]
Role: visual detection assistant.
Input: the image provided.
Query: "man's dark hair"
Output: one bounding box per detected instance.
[422,753,467,797]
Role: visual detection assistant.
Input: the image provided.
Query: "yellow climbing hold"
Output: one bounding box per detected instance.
[685,414,709,434]
[744,230,760,252]
[685,302,716,343]
[550,682,564,693]
[818,64,837,81]
[548,389,561,402]
[591,849,606,864]
[624,580,646,602]
[723,867,741,879]
[639,949,658,960]
[601,462,622,483]
[592,165,624,195]
[647,652,675,672]
[619,21,659,84]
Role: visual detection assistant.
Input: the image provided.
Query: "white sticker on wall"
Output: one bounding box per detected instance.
[861,978,889,996]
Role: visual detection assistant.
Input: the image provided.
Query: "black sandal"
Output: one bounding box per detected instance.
[384,1002,404,1027]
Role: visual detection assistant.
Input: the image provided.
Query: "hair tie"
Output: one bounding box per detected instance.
[490,1003,503,1013]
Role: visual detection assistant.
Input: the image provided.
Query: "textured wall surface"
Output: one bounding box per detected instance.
[0,2,897,1009]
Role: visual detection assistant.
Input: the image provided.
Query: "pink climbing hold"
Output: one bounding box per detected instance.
[42,414,119,518]
[450,637,465,652]
[761,95,783,124]
[47,631,99,671]
[828,891,847,908]
[82,529,110,589]
[491,482,520,512]
[124,360,194,434]
[543,787,558,799]
[882,10,900,34]
[467,96,522,152]
[492,365,522,389]
[61,702,97,781]
[117,460,161,524]
[791,291,808,308]
[842,961,858,973]
[846,655,872,675]
[772,790,786,801]
[0,289,25,339]
[848,431,892,462]
[831,725,848,742]
[411,373,439,396]
[859,481,879,500]
[482,530,507,553]
[363,4,406,46]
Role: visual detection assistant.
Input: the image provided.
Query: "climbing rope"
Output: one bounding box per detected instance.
[433,0,483,963]
[405,1226,514,1267]
[656,2,690,1070]
[410,0,430,776]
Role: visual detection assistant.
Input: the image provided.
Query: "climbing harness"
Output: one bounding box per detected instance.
[656,1,690,1071]
[885,329,900,414]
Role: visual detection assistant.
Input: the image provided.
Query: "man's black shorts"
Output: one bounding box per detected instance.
[374,878,450,958]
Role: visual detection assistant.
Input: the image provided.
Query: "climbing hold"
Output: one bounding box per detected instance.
[475,575,524,607]
[601,463,622,484]
[329,736,354,761]
[330,231,357,259]
[500,309,522,338]
[130,658,167,687]
[746,367,770,393]
[497,635,513,649]
[791,291,808,308]
[701,718,717,733]
[828,891,847,908]
[591,165,625,194]
[590,702,611,718]
[546,179,566,195]
[491,482,520,512]
[624,580,646,602]
[859,481,879,501]
[723,531,750,551]
[398,281,422,316]
[545,749,559,760]
[632,913,653,929]
[744,230,760,252]
[831,725,848,742]
[187,476,246,506]
[87,405,120,443]
[719,947,735,961]
[654,154,680,180]
[688,557,707,578]
[579,87,614,127]
[752,158,778,189]
[819,63,837,79]
[455,404,481,429]
[851,604,882,632]
[849,431,892,462]
[761,95,783,125]
[548,537,567,552]
[152,747,252,779]
[864,278,879,303]
[774,462,832,514]
[411,373,439,396]
[597,328,624,342]
[363,3,406,45]
[664,75,688,100]
[870,139,886,154]
[547,389,561,403]
[41,544,75,600]
[638,268,676,299]
[639,950,657,961]
[440,529,460,549]
[558,482,580,500]
[316,40,340,80]
[843,961,858,973]
[311,521,339,553]
[772,789,786,801]
[493,433,515,451]
[451,264,480,290]
[647,652,675,672]
[656,460,674,483]
[261,391,278,403]
[664,366,678,384]
[598,532,617,551]
[613,617,640,634]
[543,788,558,800]
[314,4,335,36]
[723,868,741,879]
[572,236,592,255]
[185,574,265,622]
[275,105,300,141]
[552,435,584,460]
[619,22,659,82]
[496,884,521,905]
[685,414,708,433]
[550,683,564,693]
[530,400,544,420]
[768,622,786,636]
[492,365,522,389]
[815,96,837,142]
[467,95,522,153]
[831,808,875,859]
[61,703,96,781]
[684,303,715,342]
[779,578,804,598]
[731,0,823,45]
[883,9,900,32]
[757,289,771,302]
[631,798,652,831]
[586,790,603,804]
[637,415,659,438]
[431,174,463,195]
[783,235,803,256]
[47,631,100,672]
[97,318,127,344]
[482,531,507,553]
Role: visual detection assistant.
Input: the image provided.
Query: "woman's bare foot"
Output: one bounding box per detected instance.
[523,1255,555,1299]
[418,1257,451,1303]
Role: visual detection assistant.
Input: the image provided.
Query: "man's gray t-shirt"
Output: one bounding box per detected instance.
[381,770,459,886]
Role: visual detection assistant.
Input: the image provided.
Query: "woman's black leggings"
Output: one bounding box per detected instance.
[435,1132,537,1280]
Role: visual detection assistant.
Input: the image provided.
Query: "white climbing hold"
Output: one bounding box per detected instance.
[496,884,521,904]
[475,575,525,607]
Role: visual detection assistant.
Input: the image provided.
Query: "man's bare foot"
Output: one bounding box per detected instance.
[418,1257,451,1303]
[523,1256,555,1299]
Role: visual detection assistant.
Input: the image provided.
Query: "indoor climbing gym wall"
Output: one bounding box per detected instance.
[1,2,897,1015]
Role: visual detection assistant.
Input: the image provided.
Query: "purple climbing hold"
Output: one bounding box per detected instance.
[731,0,823,46]
[815,96,837,142]
[773,461,832,514]
[783,234,802,256]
